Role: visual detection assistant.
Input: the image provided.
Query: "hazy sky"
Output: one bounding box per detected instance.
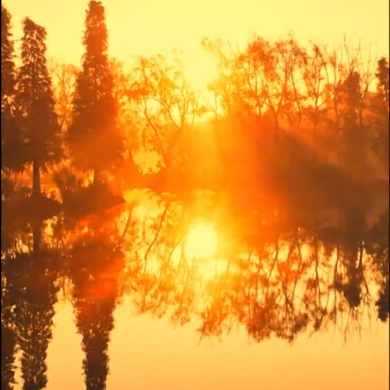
[6,1,390,389]
[5,0,390,88]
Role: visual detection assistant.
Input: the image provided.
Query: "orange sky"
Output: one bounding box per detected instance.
[7,1,390,389]
[5,0,390,89]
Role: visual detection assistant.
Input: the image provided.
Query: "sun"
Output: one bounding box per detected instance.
[185,223,218,259]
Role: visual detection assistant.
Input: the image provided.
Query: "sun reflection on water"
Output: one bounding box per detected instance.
[185,223,218,260]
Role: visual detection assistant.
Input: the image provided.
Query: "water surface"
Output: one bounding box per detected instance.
[3,192,389,390]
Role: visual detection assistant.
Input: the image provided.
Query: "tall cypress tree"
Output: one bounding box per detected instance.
[1,5,24,175]
[69,0,124,184]
[15,18,62,196]
[1,6,14,99]
[1,256,18,390]
[70,224,124,390]
[73,287,116,390]
[13,253,58,390]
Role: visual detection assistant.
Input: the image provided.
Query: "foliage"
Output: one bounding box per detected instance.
[68,0,124,180]
[1,5,24,173]
[15,17,62,194]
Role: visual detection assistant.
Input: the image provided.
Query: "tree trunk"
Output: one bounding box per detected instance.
[32,159,41,196]
[93,169,102,185]
[32,220,42,263]
[32,159,42,264]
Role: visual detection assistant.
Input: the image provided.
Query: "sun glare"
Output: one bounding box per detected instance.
[185,223,218,260]
[182,48,218,92]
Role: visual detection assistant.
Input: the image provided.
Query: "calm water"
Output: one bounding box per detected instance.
[13,299,389,390]
[2,192,389,390]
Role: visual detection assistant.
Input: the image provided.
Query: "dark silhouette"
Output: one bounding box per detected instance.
[66,210,125,390]
[1,5,24,174]
[1,219,59,390]
[68,0,124,184]
[13,254,59,390]
[1,256,18,390]
[0,2,389,389]
[15,18,62,196]
[372,57,389,175]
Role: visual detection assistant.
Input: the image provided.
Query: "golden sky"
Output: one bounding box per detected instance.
[7,1,390,389]
[6,0,390,89]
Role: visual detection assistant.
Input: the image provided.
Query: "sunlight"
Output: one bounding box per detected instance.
[185,223,218,259]
[182,47,219,92]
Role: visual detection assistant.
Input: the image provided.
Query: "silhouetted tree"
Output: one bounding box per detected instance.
[1,6,15,109]
[1,9,390,370]
[69,215,125,390]
[73,287,116,390]
[1,255,18,390]
[69,0,124,184]
[1,5,24,174]
[367,209,389,321]
[15,17,62,196]
[48,59,79,133]
[372,57,389,174]
[339,71,369,178]
[12,248,59,390]
[1,321,17,390]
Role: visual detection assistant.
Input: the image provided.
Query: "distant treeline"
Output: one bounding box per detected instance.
[2,2,389,202]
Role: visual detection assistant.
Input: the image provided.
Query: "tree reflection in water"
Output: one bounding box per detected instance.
[1,184,389,390]
[1,3,389,388]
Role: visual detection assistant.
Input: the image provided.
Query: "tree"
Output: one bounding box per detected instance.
[1,255,19,390]
[1,6,14,104]
[128,54,209,196]
[372,57,389,175]
[1,5,24,174]
[1,322,17,390]
[339,70,369,178]
[15,17,62,196]
[48,59,79,134]
[69,0,124,184]
[69,216,124,390]
[130,55,204,165]
[13,253,58,390]
[367,209,389,322]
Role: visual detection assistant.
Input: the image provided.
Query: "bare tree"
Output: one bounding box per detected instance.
[128,54,206,173]
[48,59,78,134]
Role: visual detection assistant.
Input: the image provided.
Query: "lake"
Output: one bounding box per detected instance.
[2,192,389,390]
[9,297,388,390]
